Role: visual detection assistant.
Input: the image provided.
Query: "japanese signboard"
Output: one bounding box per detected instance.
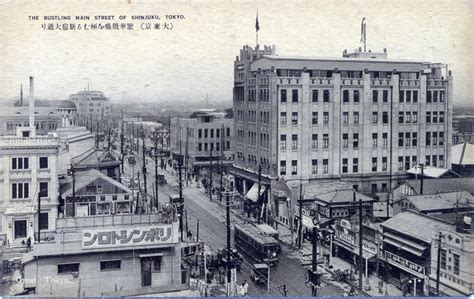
[335,226,356,246]
[385,251,425,277]
[82,224,177,249]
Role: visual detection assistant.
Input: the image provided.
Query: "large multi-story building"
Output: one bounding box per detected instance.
[0,77,60,245]
[232,45,453,194]
[69,90,112,117]
[170,109,234,174]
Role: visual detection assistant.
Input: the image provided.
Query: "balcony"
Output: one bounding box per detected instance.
[57,213,176,230]
[341,78,363,86]
[0,136,59,148]
[399,79,420,87]
[310,77,332,85]
[247,78,256,86]
[279,77,301,85]
[371,78,391,86]
[427,79,447,87]
[259,78,269,85]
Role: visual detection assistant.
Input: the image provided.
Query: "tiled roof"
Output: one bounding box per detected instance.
[381,211,453,243]
[314,189,375,204]
[407,165,454,178]
[405,191,474,211]
[71,148,119,167]
[61,169,131,197]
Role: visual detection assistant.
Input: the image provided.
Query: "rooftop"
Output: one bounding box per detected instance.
[403,191,474,212]
[60,169,131,197]
[452,143,474,165]
[401,177,474,195]
[314,189,376,205]
[57,99,77,109]
[71,147,120,168]
[381,211,453,243]
[407,165,459,178]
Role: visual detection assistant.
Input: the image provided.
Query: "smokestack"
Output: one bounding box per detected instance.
[29,76,35,129]
[20,84,23,106]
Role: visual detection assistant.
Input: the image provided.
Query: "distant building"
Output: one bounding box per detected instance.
[56,100,77,128]
[59,169,134,217]
[232,44,453,196]
[69,90,111,117]
[392,191,474,216]
[0,105,60,136]
[451,142,474,177]
[55,126,95,175]
[312,189,376,219]
[21,215,186,296]
[170,109,234,174]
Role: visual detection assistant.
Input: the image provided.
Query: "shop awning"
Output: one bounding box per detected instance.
[246,184,266,202]
[384,232,427,251]
[335,239,376,260]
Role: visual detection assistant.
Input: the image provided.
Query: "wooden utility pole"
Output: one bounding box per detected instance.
[219,125,224,202]
[209,148,213,201]
[185,127,189,186]
[120,110,124,177]
[141,125,147,212]
[298,184,303,249]
[37,193,41,242]
[178,140,184,241]
[226,183,232,295]
[154,133,159,210]
[311,225,318,296]
[436,232,442,296]
[420,163,425,195]
[358,198,363,290]
[72,165,76,217]
[257,164,262,224]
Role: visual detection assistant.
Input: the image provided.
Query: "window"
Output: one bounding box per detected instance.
[400,91,405,102]
[198,129,202,138]
[372,157,378,172]
[291,160,297,175]
[39,157,48,169]
[312,159,318,174]
[353,158,359,173]
[323,159,328,174]
[439,111,445,123]
[405,132,411,146]
[312,90,318,102]
[280,161,286,175]
[427,90,432,103]
[100,260,121,271]
[406,90,412,103]
[291,134,298,150]
[372,133,378,148]
[353,112,359,125]
[311,134,318,149]
[39,182,48,198]
[425,155,431,166]
[398,133,404,147]
[398,112,404,123]
[342,158,348,173]
[453,254,460,276]
[12,182,29,199]
[372,90,378,103]
[413,111,418,123]
[383,133,388,148]
[426,132,431,146]
[398,157,404,170]
[439,154,445,167]
[433,132,438,146]
[292,89,298,103]
[312,112,318,125]
[216,128,220,138]
[381,183,388,192]
[342,134,349,148]
[204,129,208,138]
[11,157,29,170]
[323,134,329,149]
[383,90,388,102]
[323,112,329,125]
[371,184,378,193]
[405,156,410,170]
[281,89,287,103]
[413,90,418,103]
[433,112,438,123]
[440,91,445,102]
[412,132,418,146]
[227,128,231,137]
[280,112,287,125]
[353,133,359,149]
[342,112,348,125]
[292,112,298,125]
[58,263,79,274]
[372,112,378,124]
[382,111,388,124]
[39,212,49,230]
[382,157,387,171]
[412,156,417,166]
[405,112,411,123]
[433,91,438,103]
[280,135,286,150]
[439,132,444,145]
[343,90,349,103]
[198,143,202,151]
[153,256,162,272]
[323,90,330,102]
[353,90,360,103]
[440,249,447,270]
[210,129,214,138]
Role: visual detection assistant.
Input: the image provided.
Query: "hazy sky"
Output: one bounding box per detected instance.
[0,0,472,105]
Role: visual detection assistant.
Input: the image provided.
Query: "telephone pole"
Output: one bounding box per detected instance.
[257,164,262,224]
[436,232,443,296]
[311,225,318,296]
[154,135,159,211]
[419,163,425,195]
[358,198,363,290]
[219,125,224,203]
[226,183,232,295]
[209,148,213,201]
[37,193,41,242]
[120,110,124,176]
[178,140,184,241]
[298,184,303,249]
[141,125,147,212]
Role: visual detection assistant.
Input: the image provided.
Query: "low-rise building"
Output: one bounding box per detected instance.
[393,191,474,216]
[21,214,186,296]
[70,148,121,180]
[451,142,474,177]
[313,188,376,219]
[56,126,95,175]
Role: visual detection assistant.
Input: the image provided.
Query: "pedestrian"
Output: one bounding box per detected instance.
[242,280,249,296]
[378,280,384,294]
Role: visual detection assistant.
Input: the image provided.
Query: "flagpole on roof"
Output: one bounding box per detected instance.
[256,11,260,47]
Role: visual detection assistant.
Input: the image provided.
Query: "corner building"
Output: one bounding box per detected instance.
[232,45,452,194]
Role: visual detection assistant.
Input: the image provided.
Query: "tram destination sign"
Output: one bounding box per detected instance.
[82,224,178,249]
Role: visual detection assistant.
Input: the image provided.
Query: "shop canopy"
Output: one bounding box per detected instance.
[246,184,266,202]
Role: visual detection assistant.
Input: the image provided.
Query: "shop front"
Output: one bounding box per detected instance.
[384,250,428,296]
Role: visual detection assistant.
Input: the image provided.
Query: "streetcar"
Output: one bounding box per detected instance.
[234,223,279,266]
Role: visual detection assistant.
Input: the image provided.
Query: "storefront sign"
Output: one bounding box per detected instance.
[385,251,425,276]
[82,224,177,249]
[335,227,356,246]
[362,239,377,255]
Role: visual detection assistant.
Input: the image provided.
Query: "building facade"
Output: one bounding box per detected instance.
[0,127,60,245]
[232,45,453,194]
[170,109,234,174]
[69,90,111,117]
[0,106,60,136]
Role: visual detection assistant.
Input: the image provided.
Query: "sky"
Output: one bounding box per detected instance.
[0,0,472,105]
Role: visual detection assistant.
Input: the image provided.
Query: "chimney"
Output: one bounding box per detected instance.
[29,76,35,129]
[20,84,23,106]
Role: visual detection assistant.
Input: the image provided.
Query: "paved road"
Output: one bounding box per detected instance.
[121,146,346,296]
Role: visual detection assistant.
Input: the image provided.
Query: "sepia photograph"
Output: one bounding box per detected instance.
[0,0,473,297]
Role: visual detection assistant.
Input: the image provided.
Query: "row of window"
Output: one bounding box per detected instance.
[197,128,231,139]
[197,142,231,152]
[440,249,461,276]
[56,257,162,274]
[6,122,58,131]
[12,182,48,199]
[280,159,330,176]
[425,131,445,146]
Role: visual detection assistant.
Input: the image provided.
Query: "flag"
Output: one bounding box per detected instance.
[360,18,366,43]
[256,12,260,31]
